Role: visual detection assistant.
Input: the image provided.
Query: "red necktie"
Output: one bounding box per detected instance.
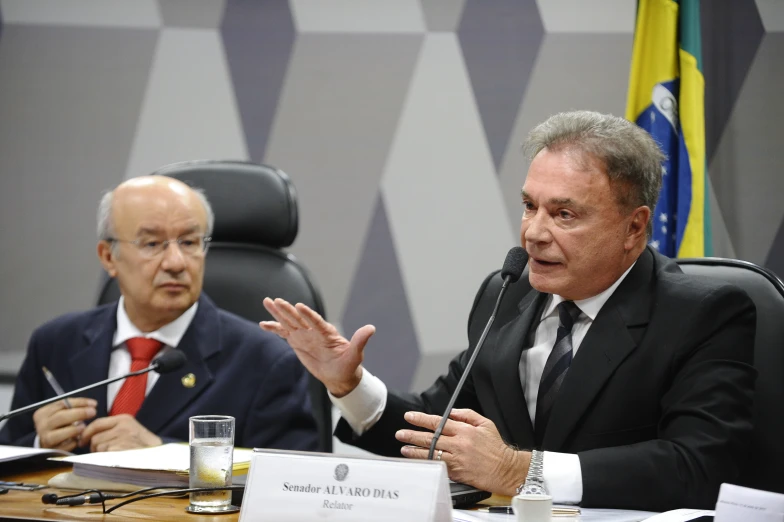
[110,337,163,417]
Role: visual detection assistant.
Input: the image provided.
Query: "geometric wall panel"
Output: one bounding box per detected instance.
[535,0,635,33]
[707,33,784,266]
[221,0,296,163]
[342,198,420,392]
[420,0,466,32]
[755,0,784,32]
[265,34,423,321]
[457,0,544,171]
[706,176,737,259]
[382,33,515,359]
[124,28,249,179]
[0,25,157,357]
[702,1,764,164]
[290,0,426,33]
[0,0,161,28]
[158,0,227,29]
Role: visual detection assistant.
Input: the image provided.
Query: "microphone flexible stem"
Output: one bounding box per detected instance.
[427,277,513,460]
[0,366,155,421]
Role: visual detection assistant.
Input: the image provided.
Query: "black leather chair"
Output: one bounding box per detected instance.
[96,160,332,452]
[676,257,784,494]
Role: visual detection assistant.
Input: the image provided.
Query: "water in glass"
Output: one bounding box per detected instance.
[189,438,233,508]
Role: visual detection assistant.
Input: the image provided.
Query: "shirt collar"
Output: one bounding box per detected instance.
[113,295,199,348]
[542,261,637,321]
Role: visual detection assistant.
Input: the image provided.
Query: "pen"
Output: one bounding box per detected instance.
[487,505,581,516]
[488,506,514,514]
[42,366,72,408]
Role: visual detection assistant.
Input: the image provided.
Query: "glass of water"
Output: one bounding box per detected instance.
[187,415,238,514]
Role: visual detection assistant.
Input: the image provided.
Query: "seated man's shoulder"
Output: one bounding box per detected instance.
[32,303,116,340]
[658,264,753,307]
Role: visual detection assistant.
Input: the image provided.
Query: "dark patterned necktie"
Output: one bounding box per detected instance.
[534,300,581,445]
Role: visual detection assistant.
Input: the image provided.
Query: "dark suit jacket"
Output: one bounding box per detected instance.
[336,247,756,511]
[0,295,318,452]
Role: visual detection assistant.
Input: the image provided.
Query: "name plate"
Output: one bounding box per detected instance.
[238,449,453,522]
[715,483,784,522]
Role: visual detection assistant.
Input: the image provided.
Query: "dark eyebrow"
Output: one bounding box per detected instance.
[521,191,586,212]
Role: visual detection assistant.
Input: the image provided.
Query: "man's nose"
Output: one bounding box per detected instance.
[160,241,187,270]
[523,212,551,244]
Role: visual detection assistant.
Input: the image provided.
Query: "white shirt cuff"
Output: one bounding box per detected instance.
[328,369,387,435]
[543,451,583,504]
[34,434,41,448]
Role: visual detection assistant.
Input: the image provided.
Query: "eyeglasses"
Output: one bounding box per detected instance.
[106,236,211,258]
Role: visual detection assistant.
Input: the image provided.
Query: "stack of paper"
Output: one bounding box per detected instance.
[0,445,72,463]
[53,443,253,487]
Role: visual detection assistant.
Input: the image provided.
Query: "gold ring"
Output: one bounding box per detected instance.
[436,450,443,461]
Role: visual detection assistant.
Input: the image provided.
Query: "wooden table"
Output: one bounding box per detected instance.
[0,463,234,522]
[0,462,510,521]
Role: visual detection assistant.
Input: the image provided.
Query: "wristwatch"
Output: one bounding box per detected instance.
[516,449,548,495]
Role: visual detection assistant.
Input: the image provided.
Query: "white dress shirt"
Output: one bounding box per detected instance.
[107,296,198,410]
[330,262,635,504]
[34,297,198,447]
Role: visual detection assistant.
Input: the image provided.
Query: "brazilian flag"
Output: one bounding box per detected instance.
[626,0,711,257]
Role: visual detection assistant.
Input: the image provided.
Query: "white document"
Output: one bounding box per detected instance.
[454,507,659,521]
[0,444,71,463]
[641,509,714,521]
[53,443,252,487]
[714,483,784,522]
[239,449,453,522]
[57,443,252,471]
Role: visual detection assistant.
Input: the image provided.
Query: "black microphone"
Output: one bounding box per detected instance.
[0,350,187,422]
[427,247,528,460]
[42,492,112,505]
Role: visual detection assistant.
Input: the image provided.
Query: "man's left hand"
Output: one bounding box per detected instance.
[395,408,530,496]
[79,415,163,452]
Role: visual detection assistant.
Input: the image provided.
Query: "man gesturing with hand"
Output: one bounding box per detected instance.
[261,111,756,512]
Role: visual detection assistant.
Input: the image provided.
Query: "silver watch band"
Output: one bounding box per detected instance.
[516,450,548,496]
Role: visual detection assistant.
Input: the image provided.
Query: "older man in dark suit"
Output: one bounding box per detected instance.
[260,111,756,511]
[1,176,317,453]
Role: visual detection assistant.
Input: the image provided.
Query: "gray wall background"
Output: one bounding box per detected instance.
[1,1,782,406]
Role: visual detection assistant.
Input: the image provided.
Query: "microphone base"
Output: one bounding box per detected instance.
[185,504,240,514]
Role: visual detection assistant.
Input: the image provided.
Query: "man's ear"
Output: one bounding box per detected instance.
[625,206,650,250]
[97,241,118,277]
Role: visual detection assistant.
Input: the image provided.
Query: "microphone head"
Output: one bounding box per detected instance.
[41,493,58,504]
[153,350,187,374]
[500,247,528,283]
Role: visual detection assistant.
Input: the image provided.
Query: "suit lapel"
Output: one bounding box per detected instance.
[135,296,221,434]
[542,249,655,449]
[74,306,117,417]
[492,290,547,448]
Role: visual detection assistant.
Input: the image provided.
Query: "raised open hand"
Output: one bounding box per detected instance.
[260,298,376,397]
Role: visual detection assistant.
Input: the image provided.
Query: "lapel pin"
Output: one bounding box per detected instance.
[181,373,196,388]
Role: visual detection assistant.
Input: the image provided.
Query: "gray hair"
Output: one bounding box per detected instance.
[96,185,215,241]
[523,110,665,237]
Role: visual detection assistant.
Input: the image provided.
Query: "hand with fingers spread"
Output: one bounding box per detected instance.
[395,408,530,496]
[260,297,376,397]
[32,398,97,452]
[79,414,162,453]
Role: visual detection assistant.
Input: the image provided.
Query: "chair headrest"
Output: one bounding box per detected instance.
[152,160,298,248]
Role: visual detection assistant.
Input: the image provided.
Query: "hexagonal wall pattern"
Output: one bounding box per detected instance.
[0,1,781,403]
